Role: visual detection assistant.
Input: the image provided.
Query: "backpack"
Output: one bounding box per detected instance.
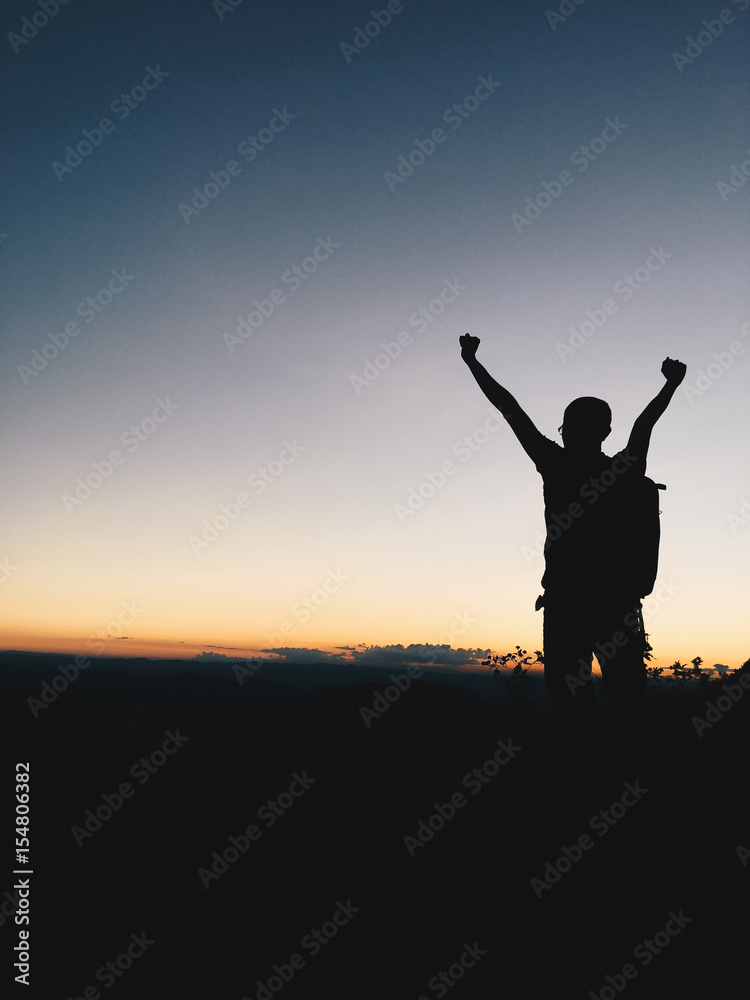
[605,474,665,598]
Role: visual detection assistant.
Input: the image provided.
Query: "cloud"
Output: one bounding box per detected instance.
[258,647,350,664]
[193,644,490,668]
[348,643,490,667]
[194,650,263,663]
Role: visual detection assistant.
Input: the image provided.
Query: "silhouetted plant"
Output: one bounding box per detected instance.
[664,656,716,690]
[482,645,543,707]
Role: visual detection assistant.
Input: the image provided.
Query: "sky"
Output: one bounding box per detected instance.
[1,0,748,672]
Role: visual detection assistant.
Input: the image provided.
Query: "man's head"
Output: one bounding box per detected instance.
[559,397,611,451]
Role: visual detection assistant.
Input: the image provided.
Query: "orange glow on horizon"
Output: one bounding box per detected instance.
[1,630,745,675]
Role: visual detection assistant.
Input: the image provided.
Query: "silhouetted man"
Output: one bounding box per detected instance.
[459,334,686,792]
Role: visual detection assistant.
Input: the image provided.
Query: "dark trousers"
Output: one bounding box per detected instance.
[542,593,652,791]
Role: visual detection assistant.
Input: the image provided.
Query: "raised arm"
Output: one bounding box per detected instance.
[459,334,547,462]
[626,357,686,463]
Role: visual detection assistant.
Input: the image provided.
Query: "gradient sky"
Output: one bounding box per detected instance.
[2,0,748,670]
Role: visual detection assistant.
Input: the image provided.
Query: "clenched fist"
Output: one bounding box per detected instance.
[459,333,480,362]
[661,357,687,385]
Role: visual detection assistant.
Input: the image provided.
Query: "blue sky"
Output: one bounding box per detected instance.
[2,0,748,666]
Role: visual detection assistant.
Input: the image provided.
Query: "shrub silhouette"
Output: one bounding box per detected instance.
[482,645,543,707]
